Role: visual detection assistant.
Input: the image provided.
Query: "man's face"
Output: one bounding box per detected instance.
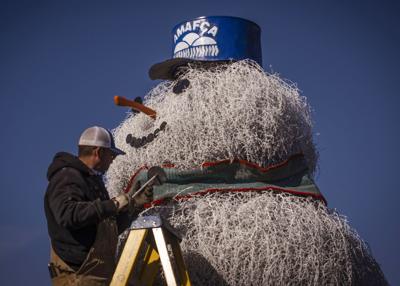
[94,148,116,173]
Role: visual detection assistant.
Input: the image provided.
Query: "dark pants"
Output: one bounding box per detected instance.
[49,218,118,286]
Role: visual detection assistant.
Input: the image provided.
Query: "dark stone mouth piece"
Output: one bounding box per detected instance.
[126,121,167,149]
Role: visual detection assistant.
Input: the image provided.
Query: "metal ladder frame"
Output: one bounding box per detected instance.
[110,215,191,286]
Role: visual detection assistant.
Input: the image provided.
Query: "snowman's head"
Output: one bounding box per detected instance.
[106,60,317,196]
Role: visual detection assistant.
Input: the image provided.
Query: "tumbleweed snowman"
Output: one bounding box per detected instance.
[106,16,387,285]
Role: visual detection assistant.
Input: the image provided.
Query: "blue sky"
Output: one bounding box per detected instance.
[1,0,399,284]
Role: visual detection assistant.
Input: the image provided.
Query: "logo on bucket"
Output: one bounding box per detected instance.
[173,20,219,59]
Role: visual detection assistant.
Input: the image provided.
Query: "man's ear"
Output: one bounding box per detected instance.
[93,147,101,159]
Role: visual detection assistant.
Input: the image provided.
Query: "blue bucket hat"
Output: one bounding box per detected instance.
[149,16,262,80]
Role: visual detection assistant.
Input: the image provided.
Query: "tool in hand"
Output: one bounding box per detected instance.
[129,166,167,200]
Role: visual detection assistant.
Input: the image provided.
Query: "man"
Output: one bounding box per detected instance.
[44,126,152,285]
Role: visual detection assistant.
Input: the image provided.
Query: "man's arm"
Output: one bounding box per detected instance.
[48,168,117,230]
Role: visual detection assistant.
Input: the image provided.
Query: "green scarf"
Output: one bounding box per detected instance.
[127,154,326,205]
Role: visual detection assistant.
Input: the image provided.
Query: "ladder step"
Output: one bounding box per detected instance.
[110,215,192,286]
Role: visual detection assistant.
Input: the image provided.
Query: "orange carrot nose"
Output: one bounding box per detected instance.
[114,95,157,120]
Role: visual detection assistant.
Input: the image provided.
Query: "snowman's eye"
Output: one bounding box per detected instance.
[173,79,190,94]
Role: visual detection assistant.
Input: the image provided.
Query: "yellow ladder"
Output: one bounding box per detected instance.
[110,215,191,286]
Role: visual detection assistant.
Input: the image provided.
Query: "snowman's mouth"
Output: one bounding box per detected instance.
[114,95,169,149]
[119,78,191,149]
[125,121,167,149]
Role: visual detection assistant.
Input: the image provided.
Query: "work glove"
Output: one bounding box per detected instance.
[112,181,153,213]
[112,193,129,212]
[129,181,154,207]
[112,166,165,213]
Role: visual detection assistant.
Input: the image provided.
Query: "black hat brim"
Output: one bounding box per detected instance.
[149,58,196,80]
[149,58,233,80]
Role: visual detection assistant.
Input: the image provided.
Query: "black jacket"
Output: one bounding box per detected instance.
[44,152,132,268]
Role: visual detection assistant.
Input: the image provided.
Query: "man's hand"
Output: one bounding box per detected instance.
[121,166,166,211]
[112,193,129,212]
[112,181,153,213]
[127,180,153,208]
[132,184,153,207]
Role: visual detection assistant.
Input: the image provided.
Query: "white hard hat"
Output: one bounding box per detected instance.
[78,126,125,155]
